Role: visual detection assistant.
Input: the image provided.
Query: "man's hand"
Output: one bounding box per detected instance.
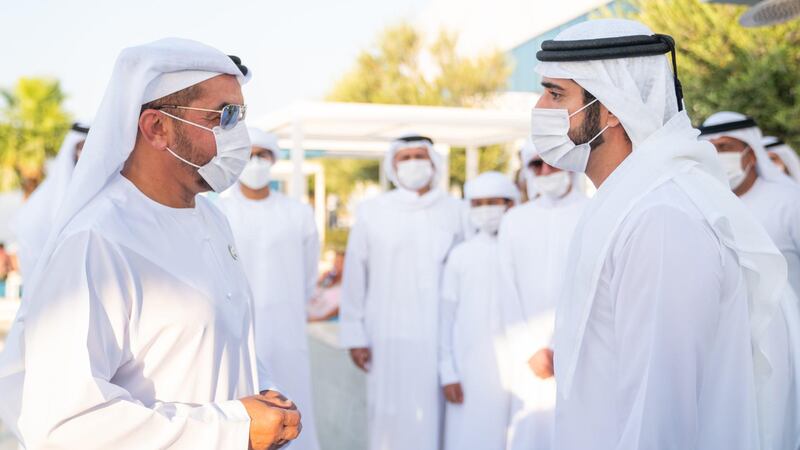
[240,392,302,450]
[528,347,554,379]
[349,347,372,372]
[443,383,464,404]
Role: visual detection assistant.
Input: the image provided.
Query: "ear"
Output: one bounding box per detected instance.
[138,109,171,150]
[604,107,622,129]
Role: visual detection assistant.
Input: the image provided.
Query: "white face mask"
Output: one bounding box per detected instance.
[396,159,434,191]
[238,156,273,190]
[161,111,251,193]
[717,151,748,190]
[531,170,571,199]
[530,98,609,173]
[469,204,507,235]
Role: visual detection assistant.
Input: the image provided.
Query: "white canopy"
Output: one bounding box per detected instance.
[253,101,533,196]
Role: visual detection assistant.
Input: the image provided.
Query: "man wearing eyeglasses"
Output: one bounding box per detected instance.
[0,39,300,450]
[496,140,587,450]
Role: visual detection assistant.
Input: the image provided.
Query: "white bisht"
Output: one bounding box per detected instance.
[0,38,267,449]
[439,172,518,450]
[10,124,87,276]
[497,142,588,450]
[340,135,466,450]
[217,181,321,450]
[536,19,792,450]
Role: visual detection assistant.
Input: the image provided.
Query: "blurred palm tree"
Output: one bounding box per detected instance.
[0,77,72,194]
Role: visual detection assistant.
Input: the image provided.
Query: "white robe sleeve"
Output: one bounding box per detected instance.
[255,326,279,395]
[16,231,251,450]
[339,213,370,348]
[302,204,320,303]
[497,222,540,362]
[439,252,461,386]
[611,205,721,449]
[790,201,800,284]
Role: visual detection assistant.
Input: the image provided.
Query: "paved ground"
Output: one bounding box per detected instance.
[0,323,366,450]
[308,322,367,450]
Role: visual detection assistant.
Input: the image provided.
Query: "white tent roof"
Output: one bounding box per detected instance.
[253,100,533,157]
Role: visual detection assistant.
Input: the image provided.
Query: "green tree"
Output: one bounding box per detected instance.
[319,157,381,205]
[604,0,800,149]
[328,22,513,193]
[0,77,72,193]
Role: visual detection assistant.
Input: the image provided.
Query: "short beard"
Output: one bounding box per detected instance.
[567,91,605,150]
[173,124,213,192]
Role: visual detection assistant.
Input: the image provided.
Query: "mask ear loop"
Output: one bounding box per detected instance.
[158,110,212,169]
[165,146,202,169]
[569,98,599,118]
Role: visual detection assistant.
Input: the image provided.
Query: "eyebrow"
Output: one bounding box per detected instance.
[541,81,565,92]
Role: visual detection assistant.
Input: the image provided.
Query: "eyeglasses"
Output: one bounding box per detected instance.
[155,104,247,130]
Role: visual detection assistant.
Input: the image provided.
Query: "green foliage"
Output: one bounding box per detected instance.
[325,226,350,253]
[328,24,511,107]
[0,77,72,192]
[328,22,513,197]
[448,144,511,193]
[320,158,380,201]
[603,0,800,149]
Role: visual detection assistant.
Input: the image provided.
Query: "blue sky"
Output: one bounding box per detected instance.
[0,0,430,121]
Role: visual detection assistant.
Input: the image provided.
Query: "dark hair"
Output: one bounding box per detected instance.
[580,88,604,149]
[140,83,203,115]
[581,88,630,145]
[582,88,596,105]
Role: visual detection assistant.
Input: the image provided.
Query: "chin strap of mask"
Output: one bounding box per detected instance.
[536,33,684,112]
[698,117,759,136]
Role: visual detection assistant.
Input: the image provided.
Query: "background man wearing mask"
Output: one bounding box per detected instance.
[700,112,800,448]
[0,39,300,450]
[218,127,321,450]
[497,140,587,450]
[340,133,465,450]
[439,171,518,450]
[11,122,89,276]
[764,136,800,183]
[699,113,800,301]
[530,19,792,449]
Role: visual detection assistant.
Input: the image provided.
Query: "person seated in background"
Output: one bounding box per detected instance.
[308,251,345,322]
